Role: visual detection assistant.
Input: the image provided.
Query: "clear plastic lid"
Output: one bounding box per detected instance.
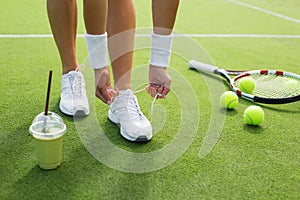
[29,112,66,140]
[32,111,64,124]
[29,121,66,140]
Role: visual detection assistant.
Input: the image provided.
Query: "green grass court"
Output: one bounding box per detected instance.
[1,0,300,199]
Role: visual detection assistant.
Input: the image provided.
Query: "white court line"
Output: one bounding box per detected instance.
[227,0,300,24]
[1,34,300,38]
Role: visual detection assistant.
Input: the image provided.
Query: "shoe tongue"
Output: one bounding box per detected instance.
[65,70,81,77]
[119,89,133,96]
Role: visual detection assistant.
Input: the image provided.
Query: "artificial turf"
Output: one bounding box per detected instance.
[1,0,300,199]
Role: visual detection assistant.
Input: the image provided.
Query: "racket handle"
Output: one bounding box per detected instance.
[189,60,218,74]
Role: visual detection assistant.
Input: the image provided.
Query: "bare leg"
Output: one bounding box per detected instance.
[107,0,136,90]
[106,0,152,142]
[47,0,78,74]
[47,0,108,115]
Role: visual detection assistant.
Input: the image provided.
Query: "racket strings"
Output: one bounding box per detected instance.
[235,74,300,98]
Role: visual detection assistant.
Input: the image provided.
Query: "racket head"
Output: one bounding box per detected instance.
[231,70,300,104]
[188,60,300,104]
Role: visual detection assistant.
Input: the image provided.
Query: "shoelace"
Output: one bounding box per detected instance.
[133,88,162,119]
[70,64,86,97]
[126,94,144,120]
[67,73,83,97]
[74,75,83,97]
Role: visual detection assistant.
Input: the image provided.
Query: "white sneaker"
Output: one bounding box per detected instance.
[108,89,152,142]
[59,71,89,116]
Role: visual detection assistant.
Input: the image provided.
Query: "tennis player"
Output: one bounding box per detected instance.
[47,0,179,142]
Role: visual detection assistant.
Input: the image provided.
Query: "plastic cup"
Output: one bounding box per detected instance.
[29,116,66,170]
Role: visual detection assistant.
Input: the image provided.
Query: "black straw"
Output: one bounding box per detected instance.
[44,70,53,116]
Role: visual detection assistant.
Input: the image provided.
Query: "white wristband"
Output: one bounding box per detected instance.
[85,32,109,69]
[150,33,173,68]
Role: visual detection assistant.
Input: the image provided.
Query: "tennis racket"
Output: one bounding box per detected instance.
[189,60,300,104]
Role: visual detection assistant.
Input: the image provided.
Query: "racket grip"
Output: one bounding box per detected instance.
[189,60,218,74]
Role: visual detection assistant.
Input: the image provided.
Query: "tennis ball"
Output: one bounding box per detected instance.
[238,77,256,94]
[220,91,239,109]
[243,105,264,125]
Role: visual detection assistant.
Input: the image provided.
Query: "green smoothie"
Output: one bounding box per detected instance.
[30,120,66,170]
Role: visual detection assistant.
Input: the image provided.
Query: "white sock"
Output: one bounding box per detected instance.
[85,32,108,69]
[149,33,173,68]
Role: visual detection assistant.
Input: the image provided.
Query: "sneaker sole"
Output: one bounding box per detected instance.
[59,103,89,117]
[108,109,152,143]
[74,110,88,117]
